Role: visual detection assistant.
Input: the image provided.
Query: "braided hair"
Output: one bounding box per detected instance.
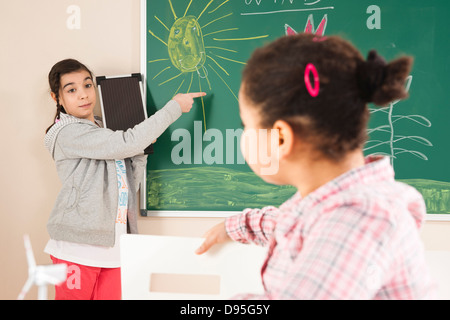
[46,59,94,133]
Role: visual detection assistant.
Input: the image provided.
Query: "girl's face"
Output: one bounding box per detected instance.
[54,70,96,122]
[239,86,283,184]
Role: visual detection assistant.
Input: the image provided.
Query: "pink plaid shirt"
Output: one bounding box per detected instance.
[226,156,437,299]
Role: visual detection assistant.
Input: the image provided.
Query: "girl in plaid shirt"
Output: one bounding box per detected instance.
[196,33,437,299]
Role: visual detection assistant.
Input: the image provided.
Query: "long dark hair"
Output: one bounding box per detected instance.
[241,33,413,161]
[45,59,94,133]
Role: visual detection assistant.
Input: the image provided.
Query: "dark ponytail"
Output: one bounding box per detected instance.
[45,59,94,133]
[241,33,414,161]
[357,50,413,106]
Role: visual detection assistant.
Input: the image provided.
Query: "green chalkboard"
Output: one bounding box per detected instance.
[141,0,450,217]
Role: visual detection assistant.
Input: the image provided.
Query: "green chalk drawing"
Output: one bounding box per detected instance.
[147,166,450,214]
[400,180,450,214]
[147,166,296,211]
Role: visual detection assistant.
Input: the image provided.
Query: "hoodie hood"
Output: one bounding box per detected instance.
[44,113,101,158]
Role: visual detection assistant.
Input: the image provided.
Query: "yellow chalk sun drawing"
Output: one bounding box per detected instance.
[148,0,269,131]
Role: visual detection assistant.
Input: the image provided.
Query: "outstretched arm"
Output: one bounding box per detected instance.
[195,205,279,255]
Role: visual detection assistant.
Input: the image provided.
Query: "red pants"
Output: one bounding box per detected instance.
[50,256,121,300]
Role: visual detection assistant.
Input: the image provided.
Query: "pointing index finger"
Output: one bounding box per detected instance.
[188,92,207,98]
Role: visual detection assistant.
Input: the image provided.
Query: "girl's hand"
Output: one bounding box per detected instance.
[195,221,231,255]
[173,92,206,113]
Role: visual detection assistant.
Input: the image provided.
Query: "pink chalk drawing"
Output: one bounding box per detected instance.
[285,14,328,36]
[285,24,297,35]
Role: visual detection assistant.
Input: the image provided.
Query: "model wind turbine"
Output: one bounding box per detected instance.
[17,235,67,300]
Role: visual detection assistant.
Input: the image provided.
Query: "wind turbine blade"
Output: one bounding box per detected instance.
[35,264,67,286]
[23,235,36,269]
[17,277,34,300]
[38,269,67,285]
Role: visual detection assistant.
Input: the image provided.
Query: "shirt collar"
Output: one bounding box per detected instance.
[291,156,394,210]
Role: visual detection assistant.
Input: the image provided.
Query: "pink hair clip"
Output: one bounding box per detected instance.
[55,118,60,123]
[304,63,320,97]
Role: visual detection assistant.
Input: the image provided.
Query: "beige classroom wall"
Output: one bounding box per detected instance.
[0,1,448,300]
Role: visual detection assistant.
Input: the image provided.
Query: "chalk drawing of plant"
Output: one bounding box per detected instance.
[364,76,432,170]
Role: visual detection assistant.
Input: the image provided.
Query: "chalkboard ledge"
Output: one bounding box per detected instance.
[139,210,450,221]
[426,214,450,222]
[140,210,241,218]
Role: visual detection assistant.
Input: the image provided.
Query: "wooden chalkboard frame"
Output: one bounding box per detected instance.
[140,0,450,220]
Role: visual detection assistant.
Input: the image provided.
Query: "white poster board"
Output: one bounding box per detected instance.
[120,234,266,300]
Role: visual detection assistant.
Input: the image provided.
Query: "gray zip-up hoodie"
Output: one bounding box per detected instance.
[44,100,181,247]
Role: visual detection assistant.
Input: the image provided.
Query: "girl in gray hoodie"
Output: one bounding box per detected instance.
[43,59,205,299]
